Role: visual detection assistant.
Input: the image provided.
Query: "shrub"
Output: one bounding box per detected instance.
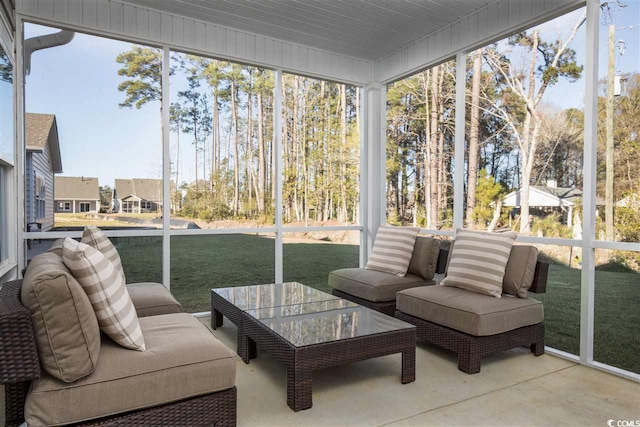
[532,214,572,238]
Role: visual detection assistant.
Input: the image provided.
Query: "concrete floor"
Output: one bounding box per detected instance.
[2,316,638,427]
[202,316,639,427]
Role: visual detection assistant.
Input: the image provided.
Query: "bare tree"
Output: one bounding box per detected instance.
[482,12,585,232]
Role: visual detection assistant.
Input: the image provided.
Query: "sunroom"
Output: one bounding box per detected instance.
[0,0,638,425]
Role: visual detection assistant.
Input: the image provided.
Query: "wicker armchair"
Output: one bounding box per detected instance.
[395,248,549,374]
[0,279,237,427]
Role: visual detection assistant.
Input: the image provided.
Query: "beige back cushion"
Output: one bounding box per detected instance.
[442,229,517,298]
[407,236,441,280]
[503,245,539,298]
[63,238,146,351]
[365,226,420,277]
[21,252,101,382]
[81,226,126,283]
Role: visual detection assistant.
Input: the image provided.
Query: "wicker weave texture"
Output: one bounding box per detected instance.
[0,280,41,385]
[330,289,396,315]
[242,316,416,411]
[396,311,544,374]
[78,387,237,427]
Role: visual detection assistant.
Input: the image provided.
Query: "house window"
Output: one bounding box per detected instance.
[141,201,152,210]
[0,41,13,266]
[34,173,46,220]
[79,202,90,213]
[57,201,71,211]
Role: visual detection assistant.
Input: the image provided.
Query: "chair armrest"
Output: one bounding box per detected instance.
[0,280,41,384]
[436,249,449,274]
[529,261,549,294]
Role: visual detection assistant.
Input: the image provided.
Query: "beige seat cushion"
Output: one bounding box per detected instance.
[21,253,100,383]
[407,236,441,280]
[25,313,237,426]
[503,245,539,298]
[329,268,434,302]
[397,285,543,336]
[128,282,182,317]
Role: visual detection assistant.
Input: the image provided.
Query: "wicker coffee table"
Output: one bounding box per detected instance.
[211,282,416,411]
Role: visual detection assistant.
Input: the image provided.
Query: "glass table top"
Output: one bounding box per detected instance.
[246,299,415,347]
[212,282,339,311]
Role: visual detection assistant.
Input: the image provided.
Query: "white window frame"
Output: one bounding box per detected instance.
[0,19,15,280]
[79,202,90,213]
[34,171,45,220]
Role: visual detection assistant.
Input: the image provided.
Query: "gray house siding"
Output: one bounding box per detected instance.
[26,143,55,231]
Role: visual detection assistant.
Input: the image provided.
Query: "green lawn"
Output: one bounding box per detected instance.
[114,235,639,374]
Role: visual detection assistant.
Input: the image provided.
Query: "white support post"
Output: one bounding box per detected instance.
[580,0,599,365]
[161,46,171,290]
[359,86,368,267]
[15,18,25,275]
[363,82,385,260]
[274,69,283,283]
[453,52,466,232]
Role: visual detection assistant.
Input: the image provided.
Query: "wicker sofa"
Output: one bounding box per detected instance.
[0,252,237,426]
[328,236,447,315]
[395,246,549,374]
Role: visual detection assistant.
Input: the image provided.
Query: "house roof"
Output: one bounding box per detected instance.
[54,176,100,200]
[503,185,606,207]
[26,112,63,173]
[531,186,583,203]
[115,178,162,203]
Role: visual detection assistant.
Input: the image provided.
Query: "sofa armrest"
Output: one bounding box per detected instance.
[127,282,182,317]
[0,280,41,384]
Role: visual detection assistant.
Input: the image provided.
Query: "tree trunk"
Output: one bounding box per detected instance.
[466,49,482,228]
[429,65,440,228]
[194,115,199,192]
[247,81,253,212]
[257,91,266,213]
[423,71,432,228]
[232,79,239,216]
[487,200,502,232]
[211,92,219,187]
[437,68,445,222]
[605,25,615,240]
[340,84,348,223]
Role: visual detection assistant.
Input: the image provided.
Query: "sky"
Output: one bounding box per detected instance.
[25,2,639,188]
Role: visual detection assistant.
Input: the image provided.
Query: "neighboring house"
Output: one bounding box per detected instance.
[54,176,100,214]
[25,113,63,232]
[114,178,163,213]
[502,180,602,227]
[616,194,640,209]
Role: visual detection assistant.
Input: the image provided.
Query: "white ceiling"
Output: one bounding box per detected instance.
[124,0,493,61]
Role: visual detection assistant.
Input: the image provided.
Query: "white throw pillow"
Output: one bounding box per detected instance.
[442,229,517,298]
[62,238,145,351]
[365,225,420,277]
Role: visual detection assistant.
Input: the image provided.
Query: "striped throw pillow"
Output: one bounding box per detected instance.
[442,229,517,298]
[365,226,420,277]
[62,238,145,351]
[81,226,126,283]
